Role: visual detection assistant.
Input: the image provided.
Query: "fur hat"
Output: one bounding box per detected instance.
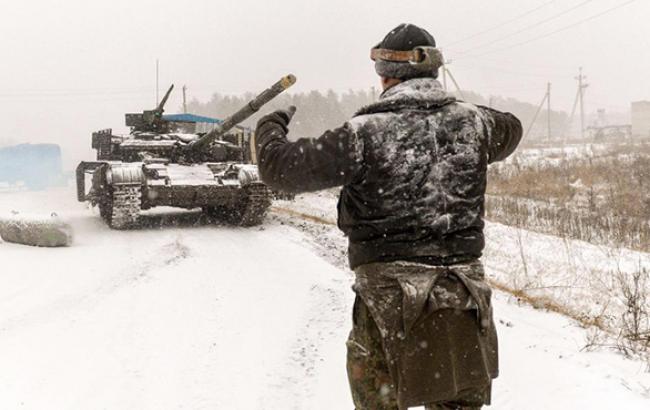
[373,23,439,80]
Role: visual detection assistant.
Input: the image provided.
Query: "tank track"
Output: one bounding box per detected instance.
[237,184,272,226]
[106,184,141,229]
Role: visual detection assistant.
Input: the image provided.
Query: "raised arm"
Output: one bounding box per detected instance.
[255,108,364,193]
[478,106,523,163]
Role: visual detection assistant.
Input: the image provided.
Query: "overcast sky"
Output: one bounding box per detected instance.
[1,0,649,168]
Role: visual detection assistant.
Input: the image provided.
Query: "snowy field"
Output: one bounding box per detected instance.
[504,143,625,167]
[1,187,649,409]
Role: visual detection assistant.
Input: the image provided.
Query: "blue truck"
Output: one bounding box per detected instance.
[0,143,63,190]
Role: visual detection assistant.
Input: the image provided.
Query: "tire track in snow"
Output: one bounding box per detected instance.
[97,235,191,294]
[259,280,350,409]
[0,236,191,336]
[257,217,352,409]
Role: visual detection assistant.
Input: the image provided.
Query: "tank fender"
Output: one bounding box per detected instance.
[143,163,169,180]
[229,164,261,186]
[106,163,145,186]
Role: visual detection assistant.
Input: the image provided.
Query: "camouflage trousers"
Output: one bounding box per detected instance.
[346,261,496,410]
[346,297,488,410]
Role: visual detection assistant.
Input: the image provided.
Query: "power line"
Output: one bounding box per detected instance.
[450,53,578,72]
[0,85,151,93]
[456,0,639,60]
[453,62,573,79]
[453,0,596,55]
[0,89,152,98]
[446,0,558,47]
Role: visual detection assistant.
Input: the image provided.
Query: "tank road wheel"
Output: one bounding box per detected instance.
[273,190,296,201]
[230,184,272,226]
[202,185,272,227]
[202,205,234,222]
[99,184,142,229]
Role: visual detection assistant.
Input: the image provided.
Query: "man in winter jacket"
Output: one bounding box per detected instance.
[255,24,522,410]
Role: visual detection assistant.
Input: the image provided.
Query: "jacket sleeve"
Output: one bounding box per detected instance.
[478,106,523,163]
[255,120,365,194]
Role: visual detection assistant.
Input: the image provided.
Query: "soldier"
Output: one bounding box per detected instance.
[255,23,522,410]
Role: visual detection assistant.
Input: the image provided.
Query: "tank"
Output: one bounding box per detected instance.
[76,75,296,229]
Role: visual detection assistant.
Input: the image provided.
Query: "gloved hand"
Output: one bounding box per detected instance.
[256,106,297,134]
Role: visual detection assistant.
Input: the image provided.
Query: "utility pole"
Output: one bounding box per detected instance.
[182,85,188,114]
[546,82,552,141]
[438,51,464,100]
[524,84,551,142]
[442,64,448,91]
[370,86,378,102]
[444,67,465,100]
[566,88,581,144]
[576,67,589,139]
[440,50,450,92]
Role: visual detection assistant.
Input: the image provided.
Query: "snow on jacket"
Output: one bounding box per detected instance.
[255,78,522,269]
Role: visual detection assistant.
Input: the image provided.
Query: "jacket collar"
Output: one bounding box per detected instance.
[356,78,455,116]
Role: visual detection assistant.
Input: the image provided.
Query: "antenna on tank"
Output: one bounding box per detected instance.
[183,85,188,113]
[155,59,160,106]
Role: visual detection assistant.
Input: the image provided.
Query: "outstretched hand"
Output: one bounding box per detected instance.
[276,105,297,125]
[257,106,297,134]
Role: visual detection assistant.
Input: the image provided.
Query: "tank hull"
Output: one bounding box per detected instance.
[77,161,272,228]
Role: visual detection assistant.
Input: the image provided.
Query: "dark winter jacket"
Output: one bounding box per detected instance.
[256,78,522,269]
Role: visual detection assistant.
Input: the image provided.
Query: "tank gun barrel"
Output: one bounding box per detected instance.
[189,74,296,152]
[156,84,174,113]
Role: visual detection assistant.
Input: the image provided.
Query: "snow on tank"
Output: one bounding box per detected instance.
[75,75,297,229]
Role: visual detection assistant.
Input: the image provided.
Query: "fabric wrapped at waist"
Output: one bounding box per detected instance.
[353,260,498,408]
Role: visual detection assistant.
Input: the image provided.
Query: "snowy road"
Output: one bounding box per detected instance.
[1,187,649,409]
[0,188,354,409]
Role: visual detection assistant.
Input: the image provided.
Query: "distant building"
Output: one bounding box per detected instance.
[162,113,253,150]
[631,101,650,138]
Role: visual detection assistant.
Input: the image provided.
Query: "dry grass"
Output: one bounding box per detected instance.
[487,143,650,251]
[487,142,650,356]
[487,278,609,331]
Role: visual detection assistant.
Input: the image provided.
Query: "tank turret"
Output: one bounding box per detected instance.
[124,84,175,133]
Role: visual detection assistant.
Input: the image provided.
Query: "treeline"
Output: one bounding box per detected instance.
[186,89,379,140]
[186,86,567,141]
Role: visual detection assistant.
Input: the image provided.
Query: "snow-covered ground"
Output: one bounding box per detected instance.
[503,143,627,168]
[279,190,650,344]
[1,187,649,409]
